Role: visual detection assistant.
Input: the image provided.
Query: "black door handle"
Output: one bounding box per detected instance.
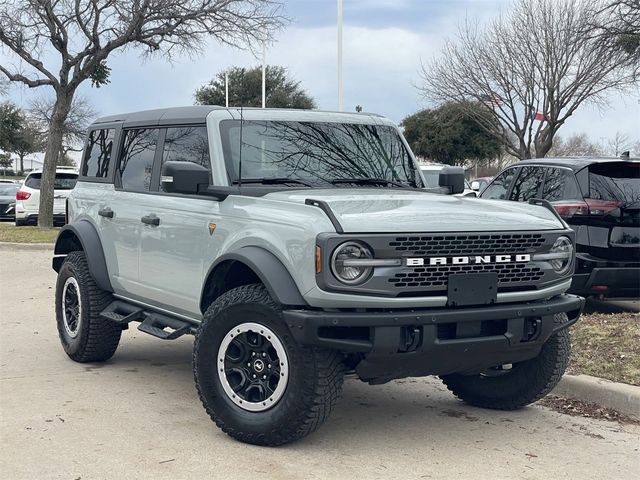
[141,215,160,226]
[98,207,114,219]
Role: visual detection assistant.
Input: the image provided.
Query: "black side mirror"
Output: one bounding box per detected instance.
[161,161,210,194]
[438,166,465,195]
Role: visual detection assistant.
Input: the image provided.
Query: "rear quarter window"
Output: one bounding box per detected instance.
[82,129,115,179]
[542,168,582,201]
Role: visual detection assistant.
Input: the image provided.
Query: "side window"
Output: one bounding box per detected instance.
[542,168,581,201]
[117,129,160,192]
[481,168,518,200]
[82,129,115,179]
[509,166,544,201]
[161,126,210,192]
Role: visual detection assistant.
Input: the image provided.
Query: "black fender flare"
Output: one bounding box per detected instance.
[202,246,307,309]
[52,221,113,292]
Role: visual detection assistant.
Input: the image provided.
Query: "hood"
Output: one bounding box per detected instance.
[263,189,563,233]
[0,194,16,202]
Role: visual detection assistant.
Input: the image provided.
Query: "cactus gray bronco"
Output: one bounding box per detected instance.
[52,106,584,446]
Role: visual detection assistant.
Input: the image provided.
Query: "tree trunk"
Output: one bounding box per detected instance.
[38,90,73,228]
[18,154,25,174]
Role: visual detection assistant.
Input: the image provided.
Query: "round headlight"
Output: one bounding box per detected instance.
[331,241,373,285]
[549,236,573,274]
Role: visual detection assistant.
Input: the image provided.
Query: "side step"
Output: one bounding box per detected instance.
[100,300,196,340]
[138,314,195,340]
[100,300,145,324]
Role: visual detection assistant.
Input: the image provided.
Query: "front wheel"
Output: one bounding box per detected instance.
[193,284,344,446]
[440,313,571,410]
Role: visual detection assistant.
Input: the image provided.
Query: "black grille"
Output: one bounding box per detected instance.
[389,233,545,256]
[388,263,543,289]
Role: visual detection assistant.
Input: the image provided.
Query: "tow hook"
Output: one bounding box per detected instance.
[524,318,542,341]
[399,326,422,353]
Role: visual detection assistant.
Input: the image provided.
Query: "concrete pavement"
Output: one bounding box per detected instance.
[1,245,639,479]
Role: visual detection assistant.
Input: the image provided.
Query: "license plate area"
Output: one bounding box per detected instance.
[447,272,498,307]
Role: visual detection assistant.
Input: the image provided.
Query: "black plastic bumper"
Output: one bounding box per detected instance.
[283,294,585,381]
[571,264,640,299]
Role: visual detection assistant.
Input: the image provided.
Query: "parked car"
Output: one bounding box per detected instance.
[0,179,19,184]
[419,164,476,196]
[480,157,640,298]
[0,182,19,220]
[470,176,493,193]
[51,106,583,446]
[15,167,78,226]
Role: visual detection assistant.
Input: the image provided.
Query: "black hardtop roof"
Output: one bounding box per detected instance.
[93,105,224,126]
[92,106,385,128]
[517,156,640,171]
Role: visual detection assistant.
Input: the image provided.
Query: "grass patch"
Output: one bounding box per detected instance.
[0,223,59,243]
[568,312,640,386]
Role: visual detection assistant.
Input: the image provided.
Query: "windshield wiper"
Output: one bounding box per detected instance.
[330,177,410,188]
[235,177,314,187]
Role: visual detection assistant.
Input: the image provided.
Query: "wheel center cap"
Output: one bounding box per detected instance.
[253,359,265,373]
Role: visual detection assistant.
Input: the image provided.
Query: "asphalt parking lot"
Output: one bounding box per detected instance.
[1,245,639,479]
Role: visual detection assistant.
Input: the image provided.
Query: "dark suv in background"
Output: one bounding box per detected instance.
[481,157,640,299]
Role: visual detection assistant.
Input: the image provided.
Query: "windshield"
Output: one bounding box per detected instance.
[25,173,78,190]
[0,184,18,195]
[219,120,422,188]
[588,162,640,206]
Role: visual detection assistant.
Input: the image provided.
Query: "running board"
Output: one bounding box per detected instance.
[99,300,196,340]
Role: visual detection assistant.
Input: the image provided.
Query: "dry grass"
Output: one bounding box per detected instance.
[568,312,640,386]
[0,223,58,243]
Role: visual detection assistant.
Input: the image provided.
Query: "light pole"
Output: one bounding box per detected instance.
[262,42,266,109]
[337,0,343,111]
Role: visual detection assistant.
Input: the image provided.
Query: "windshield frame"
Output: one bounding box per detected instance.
[218,119,424,189]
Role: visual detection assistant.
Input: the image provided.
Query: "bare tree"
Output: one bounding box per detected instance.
[420,0,638,161]
[589,1,640,64]
[0,0,284,227]
[605,131,631,156]
[548,133,604,157]
[30,95,97,163]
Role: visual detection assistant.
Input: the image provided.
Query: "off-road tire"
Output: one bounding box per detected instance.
[55,251,122,362]
[440,313,571,410]
[193,284,344,446]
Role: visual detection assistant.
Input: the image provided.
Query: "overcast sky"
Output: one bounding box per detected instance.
[3,0,640,152]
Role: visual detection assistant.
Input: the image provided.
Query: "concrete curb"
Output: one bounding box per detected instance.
[552,374,640,419]
[0,242,53,251]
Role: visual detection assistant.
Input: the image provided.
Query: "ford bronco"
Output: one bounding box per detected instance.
[52,106,584,445]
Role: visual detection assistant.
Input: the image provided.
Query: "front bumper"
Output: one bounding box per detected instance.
[283,294,584,381]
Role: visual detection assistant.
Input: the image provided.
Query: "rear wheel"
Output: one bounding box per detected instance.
[55,251,122,362]
[193,284,344,446]
[440,313,571,410]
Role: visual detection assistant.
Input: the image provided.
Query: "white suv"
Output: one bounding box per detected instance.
[51,106,584,446]
[15,167,78,226]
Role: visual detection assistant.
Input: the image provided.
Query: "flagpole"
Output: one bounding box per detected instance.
[225,72,229,107]
[337,0,343,111]
[262,42,266,109]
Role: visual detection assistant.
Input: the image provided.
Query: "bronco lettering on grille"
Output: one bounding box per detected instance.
[406,254,531,267]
